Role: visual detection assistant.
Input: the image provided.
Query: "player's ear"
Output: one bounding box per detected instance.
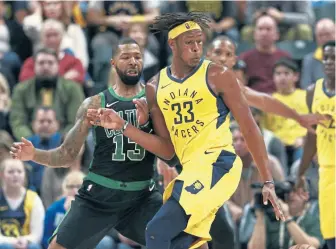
[168,39,176,51]
[110,59,115,67]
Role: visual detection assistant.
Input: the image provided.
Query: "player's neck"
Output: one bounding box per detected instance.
[256,43,276,54]
[277,87,295,95]
[325,77,335,92]
[171,57,196,79]
[3,185,24,199]
[113,82,143,99]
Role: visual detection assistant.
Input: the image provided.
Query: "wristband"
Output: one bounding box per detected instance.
[285,217,294,225]
[121,121,129,134]
[139,120,150,129]
[264,180,274,186]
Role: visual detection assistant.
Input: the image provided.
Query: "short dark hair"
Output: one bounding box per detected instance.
[33,47,58,61]
[207,35,237,52]
[322,40,335,51]
[112,37,140,58]
[273,58,299,73]
[150,12,211,35]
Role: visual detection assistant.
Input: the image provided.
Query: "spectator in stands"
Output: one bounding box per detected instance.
[41,142,84,208]
[20,19,85,84]
[245,181,324,249]
[0,158,44,249]
[2,0,31,24]
[23,1,89,69]
[0,0,33,62]
[241,1,315,42]
[263,59,308,167]
[0,74,11,135]
[227,123,284,223]
[26,107,61,194]
[87,0,160,85]
[0,131,13,164]
[178,1,240,42]
[301,18,335,89]
[10,48,85,140]
[42,170,117,249]
[239,14,290,93]
[124,22,160,82]
[251,108,288,172]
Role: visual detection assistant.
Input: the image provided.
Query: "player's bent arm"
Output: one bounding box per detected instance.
[33,96,100,167]
[209,65,272,182]
[242,85,301,121]
[123,75,175,160]
[297,85,317,177]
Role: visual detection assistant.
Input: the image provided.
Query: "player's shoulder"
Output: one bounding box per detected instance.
[146,73,161,93]
[81,94,102,109]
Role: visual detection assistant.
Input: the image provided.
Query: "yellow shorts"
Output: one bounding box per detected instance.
[163,149,242,248]
[319,166,335,239]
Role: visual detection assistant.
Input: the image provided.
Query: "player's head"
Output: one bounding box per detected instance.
[322,40,335,80]
[206,36,237,69]
[150,12,211,67]
[110,37,143,86]
[273,58,299,95]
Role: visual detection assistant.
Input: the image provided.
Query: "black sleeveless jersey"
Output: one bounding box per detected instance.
[90,87,155,181]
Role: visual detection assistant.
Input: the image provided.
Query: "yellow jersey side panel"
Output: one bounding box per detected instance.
[263,89,309,145]
[312,78,335,239]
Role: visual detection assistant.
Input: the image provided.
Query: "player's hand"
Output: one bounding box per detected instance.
[294,175,310,200]
[278,199,290,219]
[10,138,35,161]
[87,108,125,130]
[297,113,329,133]
[262,182,286,221]
[133,97,149,126]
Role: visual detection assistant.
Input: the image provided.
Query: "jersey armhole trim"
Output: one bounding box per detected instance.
[99,92,105,108]
[155,72,161,101]
[205,62,217,98]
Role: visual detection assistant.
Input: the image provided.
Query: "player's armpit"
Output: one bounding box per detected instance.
[33,95,101,167]
[208,64,272,182]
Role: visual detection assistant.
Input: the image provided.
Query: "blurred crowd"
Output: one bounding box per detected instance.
[0,1,335,249]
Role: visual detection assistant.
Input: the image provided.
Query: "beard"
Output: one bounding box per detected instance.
[35,75,58,89]
[115,66,142,86]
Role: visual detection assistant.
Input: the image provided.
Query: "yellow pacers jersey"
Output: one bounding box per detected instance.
[312,78,335,239]
[157,59,242,248]
[263,89,309,145]
[157,59,234,163]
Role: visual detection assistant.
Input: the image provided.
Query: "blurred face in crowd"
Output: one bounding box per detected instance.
[273,65,298,95]
[315,19,335,47]
[35,52,59,79]
[233,129,249,158]
[170,30,204,68]
[206,39,237,69]
[63,172,84,197]
[288,190,307,215]
[1,159,26,189]
[42,0,63,20]
[42,27,63,51]
[111,43,143,85]
[128,23,148,49]
[323,45,335,80]
[33,109,59,139]
[254,15,279,48]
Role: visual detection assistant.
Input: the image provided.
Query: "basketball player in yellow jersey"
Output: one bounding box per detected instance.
[296,41,336,249]
[88,12,285,249]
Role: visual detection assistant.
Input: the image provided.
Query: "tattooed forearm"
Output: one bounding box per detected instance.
[33,95,101,167]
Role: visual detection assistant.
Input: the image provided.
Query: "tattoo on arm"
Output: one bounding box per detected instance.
[34,95,101,167]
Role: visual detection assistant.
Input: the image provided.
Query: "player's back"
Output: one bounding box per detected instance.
[312,78,335,168]
[156,59,234,164]
[90,87,155,181]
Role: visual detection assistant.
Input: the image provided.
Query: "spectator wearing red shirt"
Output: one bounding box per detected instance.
[19,19,85,84]
[239,15,290,93]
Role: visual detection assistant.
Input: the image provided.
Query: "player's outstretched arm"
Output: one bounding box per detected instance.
[296,85,317,189]
[208,64,285,221]
[10,96,100,167]
[241,84,325,133]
